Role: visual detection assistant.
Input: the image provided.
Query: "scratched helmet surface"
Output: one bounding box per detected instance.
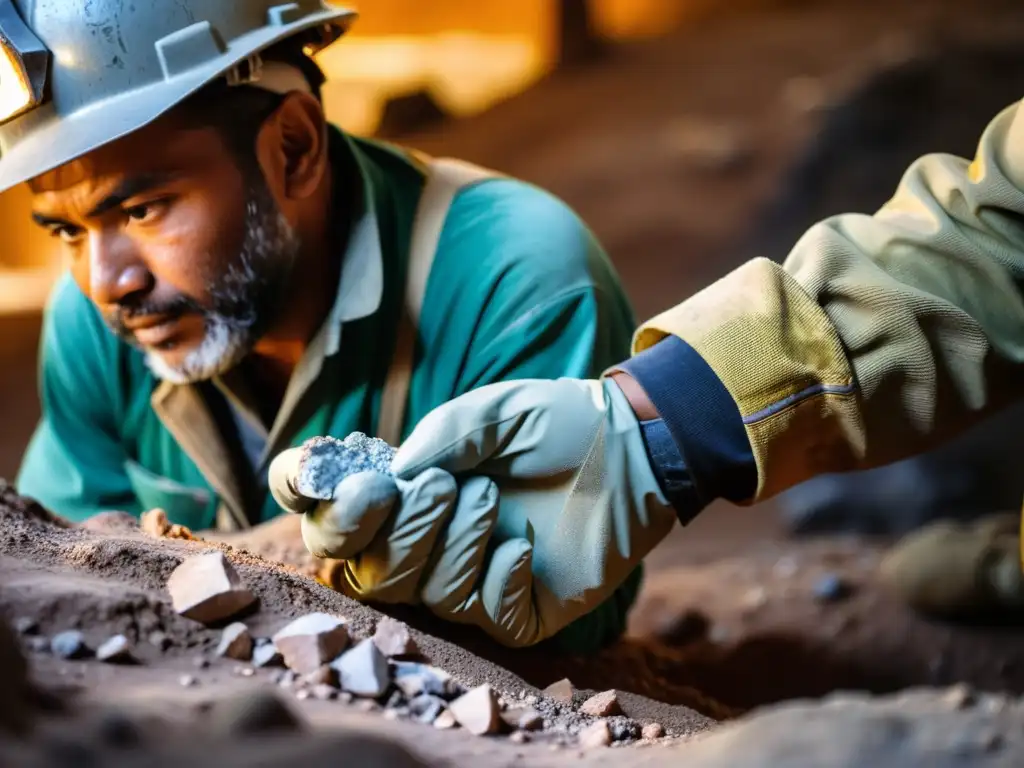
[0,0,355,193]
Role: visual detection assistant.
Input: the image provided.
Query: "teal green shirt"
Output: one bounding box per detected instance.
[17,129,638,653]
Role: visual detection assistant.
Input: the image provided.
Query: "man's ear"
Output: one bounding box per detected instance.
[255,91,329,201]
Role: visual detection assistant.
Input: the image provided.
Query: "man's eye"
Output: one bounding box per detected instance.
[124,204,157,222]
[50,225,83,244]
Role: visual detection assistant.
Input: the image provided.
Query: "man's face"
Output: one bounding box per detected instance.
[29,113,300,384]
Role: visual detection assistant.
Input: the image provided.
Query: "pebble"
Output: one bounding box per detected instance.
[580,690,621,718]
[449,684,501,736]
[510,731,529,745]
[166,552,256,625]
[14,617,38,635]
[96,635,134,664]
[210,691,303,736]
[25,636,50,654]
[502,707,544,732]
[332,639,390,698]
[813,573,854,603]
[51,630,90,660]
[579,720,612,749]
[408,694,447,724]
[943,684,976,710]
[235,666,255,678]
[610,719,640,742]
[433,709,458,730]
[148,631,171,652]
[311,684,339,701]
[295,689,312,701]
[216,623,253,661]
[356,699,380,713]
[393,662,456,699]
[194,658,211,670]
[642,723,665,740]
[179,675,199,688]
[302,664,339,689]
[543,678,575,705]
[252,640,284,668]
[373,617,417,658]
[272,613,349,675]
[525,694,539,706]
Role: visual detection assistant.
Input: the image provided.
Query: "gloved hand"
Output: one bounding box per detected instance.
[268,377,679,648]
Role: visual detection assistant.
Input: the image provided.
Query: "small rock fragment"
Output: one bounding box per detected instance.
[210,691,303,736]
[813,573,854,603]
[295,689,311,701]
[610,719,640,742]
[179,675,199,688]
[543,678,575,705]
[943,683,976,710]
[311,684,338,701]
[302,664,339,689]
[393,662,456,699]
[216,623,253,661]
[295,434,396,499]
[579,720,612,749]
[517,709,544,731]
[96,635,134,664]
[277,670,298,689]
[51,630,90,660]
[580,690,621,718]
[356,699,380,713]
[373,617,417,658]
[642,723,665,740]
[332,639,390,698]
[449,684,501,736]
[408,694,447,724]
[510,731,529,745]
[14,617,38,636]
[148,631,171,652]
[253,641,284,668]
[272,613,349,675]
[194,658,211,670]
[235,666,255,678]
[433,709,458,730]
[167,552,256,625]
[25,636,49,654]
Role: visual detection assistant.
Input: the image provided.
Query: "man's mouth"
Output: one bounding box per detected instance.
[124,313,185,349]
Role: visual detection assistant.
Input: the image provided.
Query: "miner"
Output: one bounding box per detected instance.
[4,0,638,653]
[273,100,1024,646]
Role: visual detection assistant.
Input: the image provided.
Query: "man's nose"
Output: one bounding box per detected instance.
[88,230,153,306]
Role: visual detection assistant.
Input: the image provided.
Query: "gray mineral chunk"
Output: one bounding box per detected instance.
[166,551,256,625]
[96,635,134,664]
[408,695,447,725]
[372,617,417,658]
[332,638,390,698]
[295,433,396,499]
[392,662,458,699]
[216,623,253,661]
[272,613,349,675]
[51,630,90,660]
[449,684,501,736]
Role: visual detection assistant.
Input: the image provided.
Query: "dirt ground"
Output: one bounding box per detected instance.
[6,0,1024,765]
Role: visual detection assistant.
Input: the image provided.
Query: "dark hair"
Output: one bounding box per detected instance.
[174,36,327,163]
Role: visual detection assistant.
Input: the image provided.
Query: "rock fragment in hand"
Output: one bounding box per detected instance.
[167,552,256,625]
[51,630,90,660]
[449,684,502,736]
[332,638,390,698]
[216,623,253,661]
[579,720,612,749]
[272,613,348,675]
[373,617,417,658]
[543,678,575,705]
[580,690,621,717]
[96,635,134,664]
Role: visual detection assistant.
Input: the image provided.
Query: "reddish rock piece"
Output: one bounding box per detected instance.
[449,684,501,736]
[579,720,612,749]
[501,707,543,732]
[542,678,575,705]
[302,664,339,689]
[217,623,253,661]
[272,613,349,675]
[167,552,256,625]
[580,690,621,718]
[642,723,665,740]
[372,617,417,658]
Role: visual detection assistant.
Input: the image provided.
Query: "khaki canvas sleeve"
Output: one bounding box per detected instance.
[633,101,1024,501]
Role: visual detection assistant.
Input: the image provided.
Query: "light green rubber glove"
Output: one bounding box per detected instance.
[269,378,678,648]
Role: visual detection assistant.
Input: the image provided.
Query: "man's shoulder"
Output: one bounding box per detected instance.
[437,175,616,294]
